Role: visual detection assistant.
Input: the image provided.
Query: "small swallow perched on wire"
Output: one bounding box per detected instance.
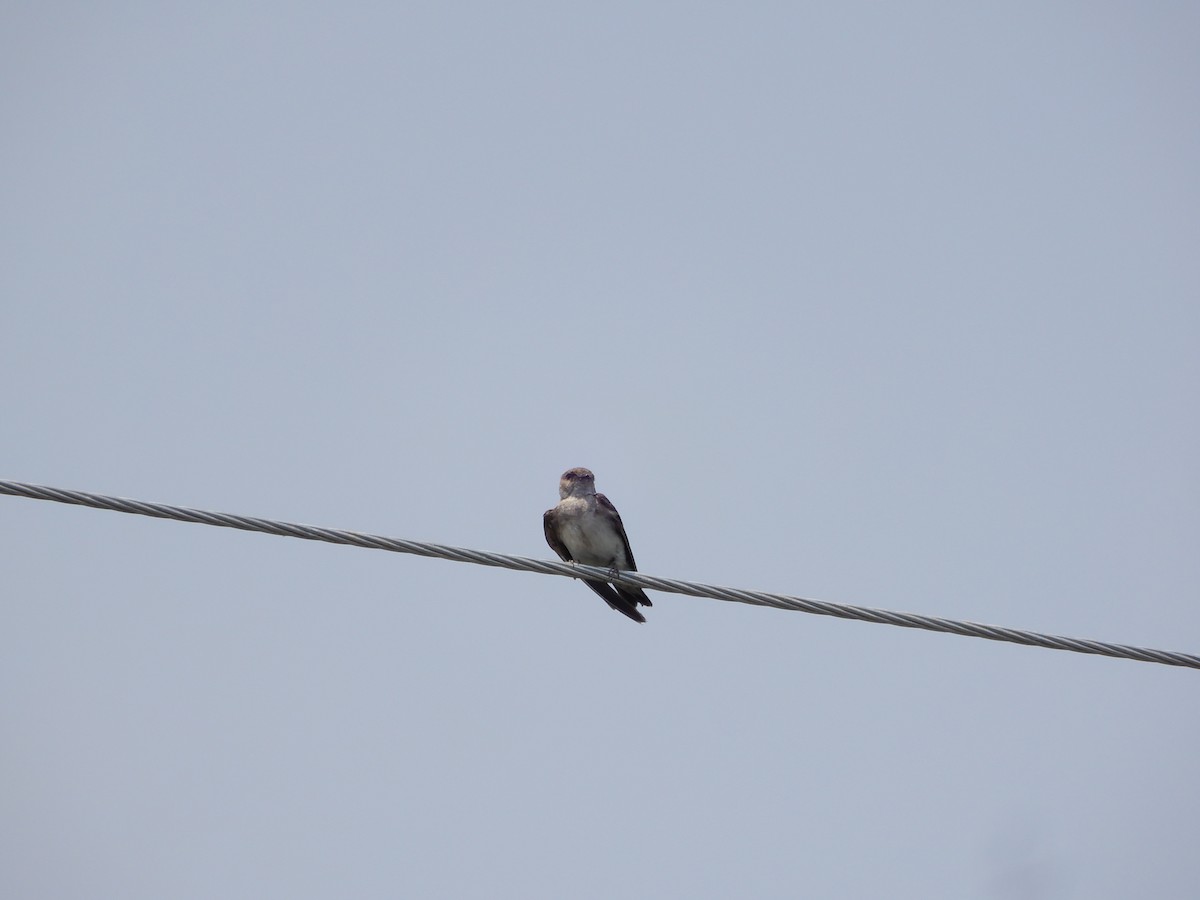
[543,467,653,623]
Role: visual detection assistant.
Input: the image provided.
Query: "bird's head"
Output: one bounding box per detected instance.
[559,467,597,499]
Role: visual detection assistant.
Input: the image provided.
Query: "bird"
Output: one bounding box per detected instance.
[543,467,653,623]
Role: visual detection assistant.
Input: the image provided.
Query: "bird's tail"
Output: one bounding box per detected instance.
[584,580,647,623]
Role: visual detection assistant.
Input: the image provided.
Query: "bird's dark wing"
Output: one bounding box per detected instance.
[543,508,572,561]
[595,493,652,609]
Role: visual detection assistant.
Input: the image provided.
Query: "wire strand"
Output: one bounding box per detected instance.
[2,479,1196,670]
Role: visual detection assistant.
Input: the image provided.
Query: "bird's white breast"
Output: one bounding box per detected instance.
[556,499,625,567]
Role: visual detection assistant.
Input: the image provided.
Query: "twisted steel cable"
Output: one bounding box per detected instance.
[2,479,1196,670]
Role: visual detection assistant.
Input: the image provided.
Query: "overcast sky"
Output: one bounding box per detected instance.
[3,4,1198,898]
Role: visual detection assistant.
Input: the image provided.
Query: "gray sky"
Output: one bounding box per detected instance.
[3,4,1198,898]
